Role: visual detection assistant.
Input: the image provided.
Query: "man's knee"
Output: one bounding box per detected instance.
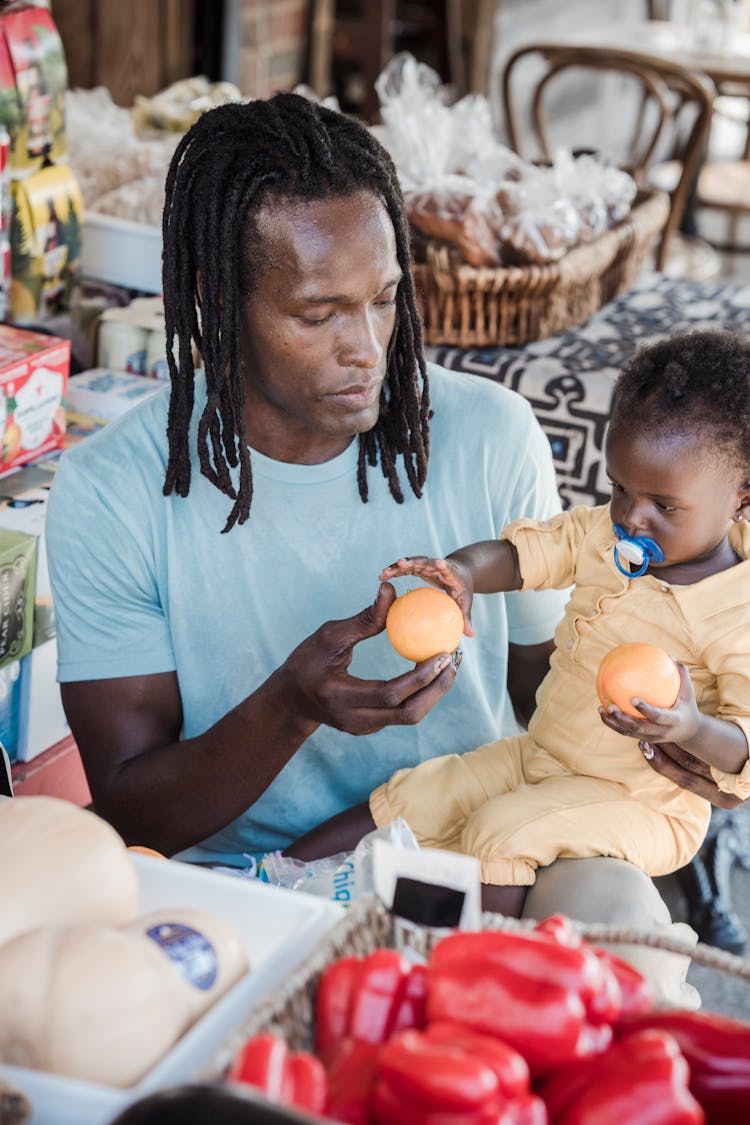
[524,856,671,926]
[522,857,701,1010]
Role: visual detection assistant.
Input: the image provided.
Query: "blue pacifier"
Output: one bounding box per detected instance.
[613,524,665,578]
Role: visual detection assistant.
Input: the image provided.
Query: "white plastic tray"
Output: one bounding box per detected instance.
[0,855,345,1125]
[81,213,162,294]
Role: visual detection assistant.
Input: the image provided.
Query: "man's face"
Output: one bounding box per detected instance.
[606,424,745,571]
[238,190,401,463]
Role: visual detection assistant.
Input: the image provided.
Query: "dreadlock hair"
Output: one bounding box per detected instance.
[609,328,750,481]
[161,91,429,532]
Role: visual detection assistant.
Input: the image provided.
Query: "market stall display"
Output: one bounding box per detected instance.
[0,796,344,1125]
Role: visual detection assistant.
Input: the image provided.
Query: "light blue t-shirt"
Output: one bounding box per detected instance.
[47,364,567,863]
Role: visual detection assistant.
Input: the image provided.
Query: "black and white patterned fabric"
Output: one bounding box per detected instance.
[426,274,750,510]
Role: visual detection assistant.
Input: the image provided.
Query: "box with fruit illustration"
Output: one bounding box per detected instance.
[0,323,68,475]
[0,2,67,178]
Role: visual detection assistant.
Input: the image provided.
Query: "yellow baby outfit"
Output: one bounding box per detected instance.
[371,507,750,886]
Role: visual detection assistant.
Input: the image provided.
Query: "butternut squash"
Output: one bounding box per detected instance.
[0,796,140,946]
[122,908,248,1025]
[0,925,193,1087]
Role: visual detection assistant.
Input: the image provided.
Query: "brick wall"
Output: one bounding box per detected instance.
[238,0,309,99]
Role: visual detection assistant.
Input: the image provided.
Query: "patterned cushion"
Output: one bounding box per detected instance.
[426,274,750,510]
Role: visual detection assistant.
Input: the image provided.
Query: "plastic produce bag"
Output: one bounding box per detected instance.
[259,818,420,906]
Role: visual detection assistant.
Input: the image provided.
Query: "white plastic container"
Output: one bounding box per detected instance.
[81,213,162,294]
[0,855,344,1125]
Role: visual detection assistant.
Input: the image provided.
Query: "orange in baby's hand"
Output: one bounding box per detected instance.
[386,586,464,663]
[127,845,167,859]
[596,642,680,718]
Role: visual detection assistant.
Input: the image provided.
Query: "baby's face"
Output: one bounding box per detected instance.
[605,426,744,571]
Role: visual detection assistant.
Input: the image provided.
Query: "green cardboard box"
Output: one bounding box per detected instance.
[0,526,35,669]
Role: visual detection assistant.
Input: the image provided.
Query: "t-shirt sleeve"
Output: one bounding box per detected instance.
[498,401,570,645]
[46,452,176,682]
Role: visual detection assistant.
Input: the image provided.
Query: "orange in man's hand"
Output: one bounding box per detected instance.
[596,642,680,718]
[386,586,464,663]
[127,845,167,859]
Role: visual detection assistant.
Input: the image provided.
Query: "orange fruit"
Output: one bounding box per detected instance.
[596,642,680,718]
[386,586,464,663]
[127,845,167,859]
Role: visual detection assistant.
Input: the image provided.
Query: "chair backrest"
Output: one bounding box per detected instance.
[499,43,715,270]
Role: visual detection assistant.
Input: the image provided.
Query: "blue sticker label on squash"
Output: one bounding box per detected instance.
[146,922,217,990]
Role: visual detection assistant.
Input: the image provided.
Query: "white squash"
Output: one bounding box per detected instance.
[122,907,248,1024]
[0,796,140,946]
[0,925,193,1086]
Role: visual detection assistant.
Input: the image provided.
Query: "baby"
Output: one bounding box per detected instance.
[290,329,750,907]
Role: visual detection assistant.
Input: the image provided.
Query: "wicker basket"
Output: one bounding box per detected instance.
[411,189,670,348]
[204,892,750,1073]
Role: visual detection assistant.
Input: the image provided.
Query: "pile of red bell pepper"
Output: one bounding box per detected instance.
[226,913,750,1123]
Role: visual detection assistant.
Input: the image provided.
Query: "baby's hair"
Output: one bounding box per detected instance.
[610,328,750,477]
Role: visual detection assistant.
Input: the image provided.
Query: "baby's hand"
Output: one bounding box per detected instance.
[379,555,475,636]
[598,663,700,745]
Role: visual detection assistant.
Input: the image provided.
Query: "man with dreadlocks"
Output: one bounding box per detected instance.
[46,93,707,950]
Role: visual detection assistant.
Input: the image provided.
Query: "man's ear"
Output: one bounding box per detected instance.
[735,481,750,521]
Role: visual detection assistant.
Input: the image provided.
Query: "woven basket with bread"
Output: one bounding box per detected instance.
[410,187,669,349]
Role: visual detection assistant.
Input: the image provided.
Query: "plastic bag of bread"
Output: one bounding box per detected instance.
[552,150,636,241]
[375,52,455,188]
[498,168,581,264]
[405,175,505,266]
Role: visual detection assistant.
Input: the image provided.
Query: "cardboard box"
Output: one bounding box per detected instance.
[0,323,68,475]
[0,525,35,669]
[10,162,83,320]
[0,460,56,646]
[16,634,68,761]
[66,367,163,423]
[0,654,22,760]
[0,2,67,177]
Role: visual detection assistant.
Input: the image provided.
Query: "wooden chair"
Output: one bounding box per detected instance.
[306,0,465,122]
[499,43,715,273]
[644,0,750,257]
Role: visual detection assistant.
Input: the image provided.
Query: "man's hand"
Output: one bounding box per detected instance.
[278,581,460,735]
[379,555,475,636]
[639,740,744,809]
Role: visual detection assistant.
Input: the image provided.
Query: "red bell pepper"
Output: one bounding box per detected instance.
[427,931,612,1074]
[425,1021,531,1101]
[532,916,622,1026]
[535,912,652,1018]
[431,930,619,1026]
[227,1032,327,1115]
[317,949,413,1059]
[590,946,653,1016]
[390,960,428,1033]
[533,915,580,947]
[615,1009,750,1123]
[373,1028,540,1125]
[348,948,412,1044]
[371,1078,512,1125]
[378,1029,501,1110]
[325,1037,382,1125]
[541,1029,704,1124]
[287,1051,328,1114]
[316,954,364,1059]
